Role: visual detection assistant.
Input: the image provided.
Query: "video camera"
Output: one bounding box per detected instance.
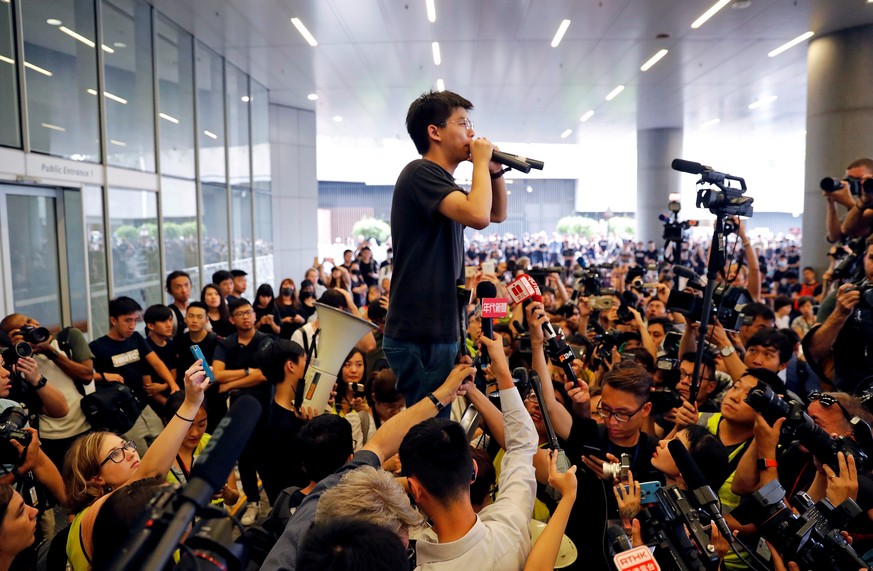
[830,238,866,281]
[745,382,873,473]
[732,480,867,570]
[0,406,32,465]
[635,485,721,571]
[666,281,751,331]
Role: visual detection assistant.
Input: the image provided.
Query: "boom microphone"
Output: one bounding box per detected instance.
[671,159,710,175]
[141,395,263,570]
[476,281,498,367]
[671,265,700,280]
[667,439,732,541]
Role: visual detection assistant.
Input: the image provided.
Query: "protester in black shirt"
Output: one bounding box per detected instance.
[254,283,282,337]
[174,301,223,432]
[201,283,235,338]
[143,305,178,411]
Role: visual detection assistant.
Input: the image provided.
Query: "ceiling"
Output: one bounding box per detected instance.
[150,0,873,144]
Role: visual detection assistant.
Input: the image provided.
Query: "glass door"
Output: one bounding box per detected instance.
[0,185,86,334]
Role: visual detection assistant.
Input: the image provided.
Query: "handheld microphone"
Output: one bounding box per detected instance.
[111,395,262,570]
[607,524,633,554]
[667,439,732,541]
[476,281,498,367]
[492,150,545,172]
[671,265,701,281]
[528,370,572,496]
[491,151,532,173]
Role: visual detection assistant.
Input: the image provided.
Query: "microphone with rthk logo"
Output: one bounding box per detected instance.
[475,281,498,367]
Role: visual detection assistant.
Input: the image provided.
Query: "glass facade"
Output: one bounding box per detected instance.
[1,0,272,338]
[0,1,20,148]
[21,0,101,162]
[102,0,155,171]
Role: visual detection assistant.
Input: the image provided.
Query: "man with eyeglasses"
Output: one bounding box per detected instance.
[384,90,507,414]
[213,297,272,526]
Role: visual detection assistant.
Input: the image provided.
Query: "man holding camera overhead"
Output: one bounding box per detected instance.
[384,90,506,410]
[822,157,873,243]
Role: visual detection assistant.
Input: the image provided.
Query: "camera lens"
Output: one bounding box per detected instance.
[14,342,32,359]
[819,178,843,192]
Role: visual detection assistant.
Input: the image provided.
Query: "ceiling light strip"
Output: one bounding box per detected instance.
[604,85,624,101]
[436,78,444,92]
[426,0,436,23]
[580,110,594,122]
[748,95,777,109]
[291,18,318,47]
[640,49,668,71]
[767,31,814,57]
[159,112,180,124]
[551,19,571,48]
[432,42,441,65]
[691,0,731,29]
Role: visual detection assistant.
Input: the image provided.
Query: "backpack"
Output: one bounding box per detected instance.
[242,486,305,568]
[80,383,142,433]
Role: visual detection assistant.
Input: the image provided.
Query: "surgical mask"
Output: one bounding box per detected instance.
[300,291,314,301]
[281,287,294,296]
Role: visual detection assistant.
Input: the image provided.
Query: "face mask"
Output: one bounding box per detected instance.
[281,287,293,296]
[300,291,313,301]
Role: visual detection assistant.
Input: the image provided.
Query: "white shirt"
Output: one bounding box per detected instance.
[345,410,377,451]
[413,388,538,571]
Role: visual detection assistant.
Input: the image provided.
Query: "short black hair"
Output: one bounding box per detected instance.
[318,289,347,310]
[231,269,247,277]
[744,366,786,395]
[92,477,165,571]
[405,90,473,154]
[109,296,142,319]
[165,270,190,293]
[602,361,653,403]
[741,302,775,324]
[143,304,173,328]
[399,418,473,504]
[298,415,354,484]
[228,297,253,315]
[297,519,408,571]
[186,301,208,314]
[680,351,716,380]
[746,328,793,365]
[647,316,675,333]
[679,424,731,490]
[257,339,306,384]
[212,269,232,284]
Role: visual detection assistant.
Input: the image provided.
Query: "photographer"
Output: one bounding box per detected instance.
[836,158,873,239]
[0,314,92,471]
[805,234,873,394]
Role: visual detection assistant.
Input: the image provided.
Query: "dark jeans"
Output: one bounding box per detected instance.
[383,336,456,418]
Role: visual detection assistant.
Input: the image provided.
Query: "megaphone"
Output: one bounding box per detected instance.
[301,302,378,412]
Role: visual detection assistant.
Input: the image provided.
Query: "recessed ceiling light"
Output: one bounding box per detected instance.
[580,110,594,122]
[86,88,128,104]
[691,0,731,29]
[560,129,572,139]
[110,139,127,147]
[203,130,218,139]
[41,122,65,132]
[748,95,778,109]
[768,31,814,57]
[551,19,571,48]
[526,186,533,193]
[290,17,318,47]
[426,0,436,23]
[307,93,319,101]
[640,49,669,71]
[113,42,126,48]
[604,85,624,101]
[432,42,441,65]
[436,78,445,92]
[506,190,512,196]
[333,115,343,122]
[159,112,180,124]
[24,61,53,76]
[241,95,250,102]
[701,118,720,128]
[46,18,62,26]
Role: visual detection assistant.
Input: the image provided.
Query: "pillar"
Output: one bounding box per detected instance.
[636,128,684,246]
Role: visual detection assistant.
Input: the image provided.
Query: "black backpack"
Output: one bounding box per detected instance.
[241,486,305,568]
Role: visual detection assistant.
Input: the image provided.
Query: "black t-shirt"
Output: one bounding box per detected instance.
[297,303,316,323]
[145,336,177,375]
[213,331,272,405]
[254,304,282,336]
[563,418,662,571]
[176,332,225,432]
[260,403,308,504]
[385,159,464,343]
[89,332,154,402]
[209,317,236,338]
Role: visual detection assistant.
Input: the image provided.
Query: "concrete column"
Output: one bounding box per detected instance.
[269,103,318,283]
[802,24,873,271]
[636,128,683,245]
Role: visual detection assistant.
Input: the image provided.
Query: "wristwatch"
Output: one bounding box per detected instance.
[33,376,47,391]
[756,458,778,471]
[426,392,445,412]
[720,345,736,357]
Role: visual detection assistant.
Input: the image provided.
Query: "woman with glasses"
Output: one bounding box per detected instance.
[346,369,406,472]
[62,361,209,571]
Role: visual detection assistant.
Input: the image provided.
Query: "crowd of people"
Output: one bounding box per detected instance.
[1,91,873,571]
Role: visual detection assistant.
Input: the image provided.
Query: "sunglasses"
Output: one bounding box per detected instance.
[807,391,852,420]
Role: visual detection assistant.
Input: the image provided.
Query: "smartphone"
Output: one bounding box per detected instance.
[639,481,662,504]
[482,261,496,275]
[581,444,603,458]
[465,266,477,278]
[350,382,366,397]
[189,345,217,384]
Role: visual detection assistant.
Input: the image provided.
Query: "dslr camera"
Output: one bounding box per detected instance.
[666,282,751,331]
[733,480,867,570]
[745,382,873,472]
[0,406,32,465]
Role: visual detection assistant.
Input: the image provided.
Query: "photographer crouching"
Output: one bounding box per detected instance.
[805,234,873,395]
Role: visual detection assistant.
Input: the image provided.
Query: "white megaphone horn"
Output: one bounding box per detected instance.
[301,302,378,412]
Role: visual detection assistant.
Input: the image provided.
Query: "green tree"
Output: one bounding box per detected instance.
[352,217,391,243]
